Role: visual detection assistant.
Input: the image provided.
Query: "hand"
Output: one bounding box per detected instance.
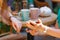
[26,28,46,36]
[26,19,44,36]
[11,17,22,33]
[26,19,43,30]
[26,28,40,36]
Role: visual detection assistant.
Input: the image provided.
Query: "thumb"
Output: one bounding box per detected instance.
[36,19,42,24]
[38,19,42,23]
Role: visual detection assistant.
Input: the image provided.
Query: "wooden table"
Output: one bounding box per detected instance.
[0,34,27,40]
[15,13,57,40]
[52,0,60,2]
[0,13,57,40]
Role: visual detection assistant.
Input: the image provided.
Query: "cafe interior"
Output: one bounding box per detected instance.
[0,0,60,40]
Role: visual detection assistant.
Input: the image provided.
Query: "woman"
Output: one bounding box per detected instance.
[26,9,60,38]
[0,0,22,33]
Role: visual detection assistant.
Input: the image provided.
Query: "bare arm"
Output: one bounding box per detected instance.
[26,20,60,38]
[0,0,22,33]
[38,25,60,38]
[1,8,12,25]
[55,21,59,29]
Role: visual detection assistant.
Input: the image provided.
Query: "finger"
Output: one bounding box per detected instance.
[12,22,20,32]
[15,22,22,32]
[26,28,34,36]
[36,19,43,26]
[29,20,37,26]
[16,23,21,29]
[26,22,36,30]
[26,28,31,33]
[26,21,40,31]
[29,30,37,36]
[36,19,42,24]
[38,19,42,23]
[12,22,17,31]
[26,29,34,36]
[26,28,38,36]
[15,24,21,32]
[30,30,39,36]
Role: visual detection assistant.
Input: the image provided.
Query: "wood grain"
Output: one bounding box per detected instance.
[52,0,60,2]
[0,34,27,40]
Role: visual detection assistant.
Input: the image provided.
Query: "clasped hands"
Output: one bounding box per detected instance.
[26,19,45,36]
[11,18,45,35]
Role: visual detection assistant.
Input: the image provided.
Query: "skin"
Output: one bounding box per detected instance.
[0,0,22,33]
[1,0,60,38]
[0,0,3,7]
[55,21,59,29]
[26,19,60,38]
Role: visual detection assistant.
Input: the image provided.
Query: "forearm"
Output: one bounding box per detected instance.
[46,27,60,38]
[39,26,60,38]
[55,21,59,29]
[1,10,13,25]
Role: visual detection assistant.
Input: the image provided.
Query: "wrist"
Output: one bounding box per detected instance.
[40,26,45,33]
[37,25,45,33]
[40,25,49,33]
[38,25,48,33]
[9,12,13,21]
[43,26,49,33]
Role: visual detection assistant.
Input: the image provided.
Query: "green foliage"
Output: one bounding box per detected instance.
[0,22,10,34]
[54,6,60,14]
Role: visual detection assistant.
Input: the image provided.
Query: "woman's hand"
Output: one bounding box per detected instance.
[26,28,40,36]
[11,17,22,33]
[26,19,44,36]
[26,28,46,36]
[26,19,43,30]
